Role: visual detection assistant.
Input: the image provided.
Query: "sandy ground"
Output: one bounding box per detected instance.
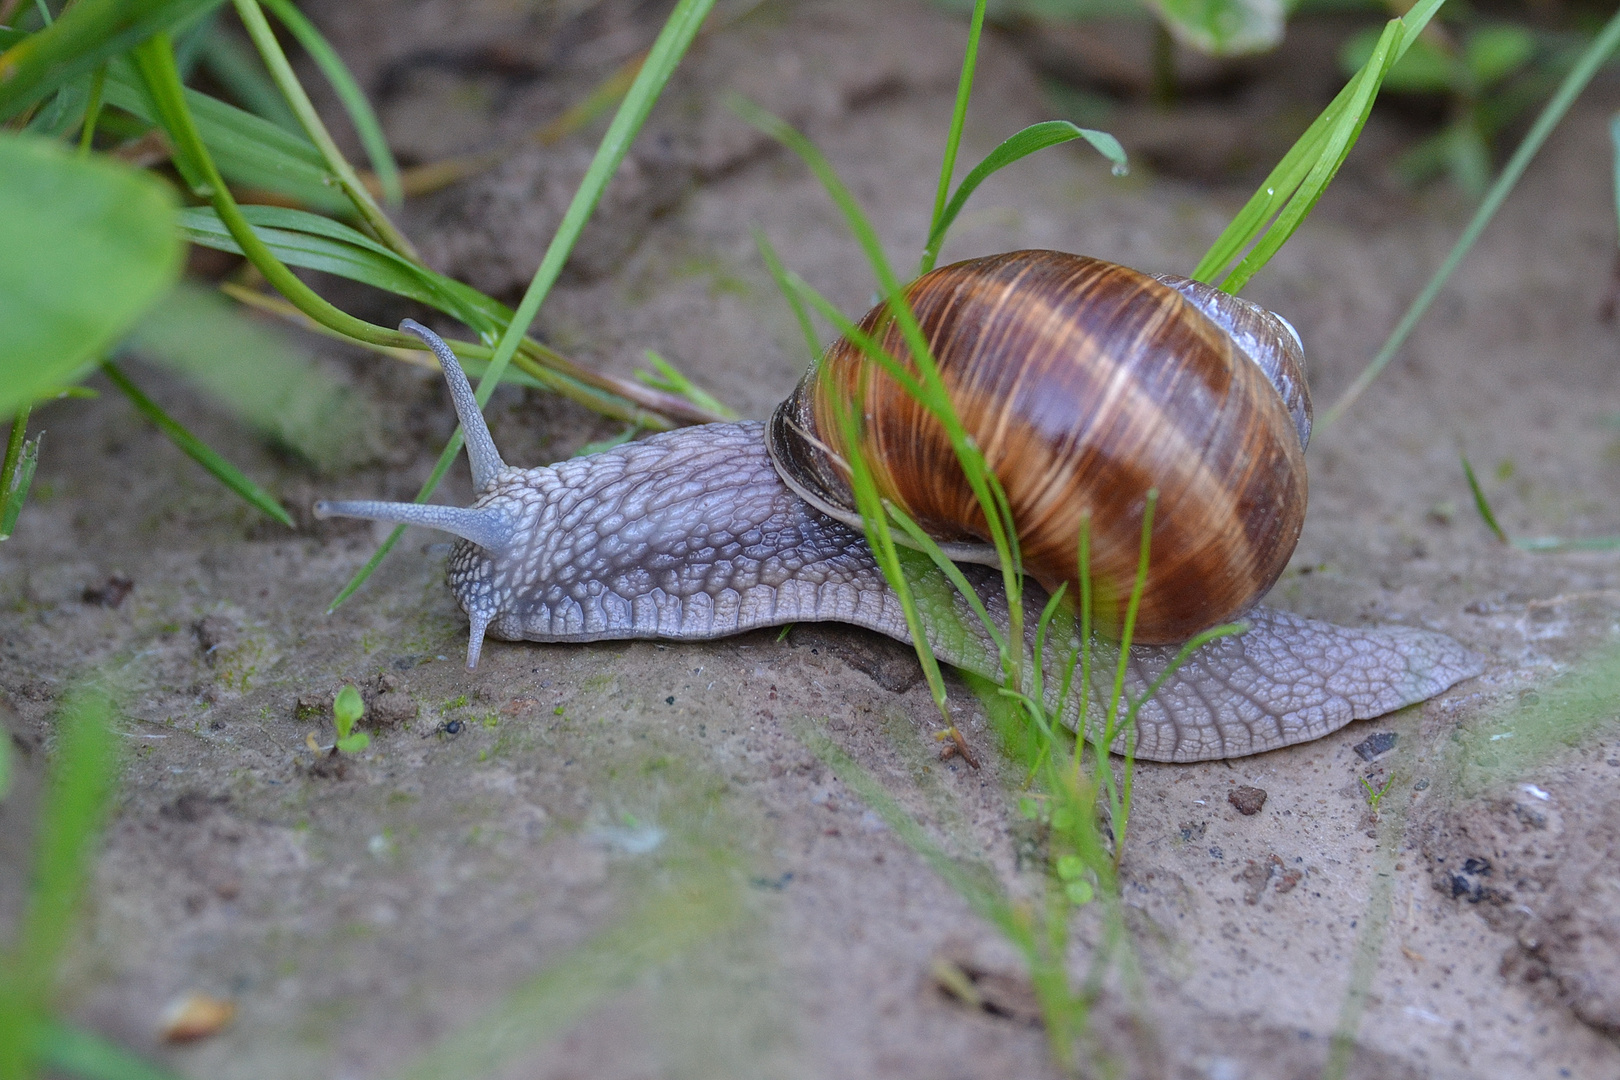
[3,1,1620,1076]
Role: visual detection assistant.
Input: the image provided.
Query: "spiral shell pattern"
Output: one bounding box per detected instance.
[767,250,1309,644]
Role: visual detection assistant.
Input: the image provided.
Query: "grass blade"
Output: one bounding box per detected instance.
[1319,4,1620,430]
[0,683,120,1080]
[0,424,39,541]
[102,361,292,526]
[1461,455,1509,544]
[101,58,348,211]
[129,33,415,350]
[732,96,1023,598]
[0,0,223,120]
[475,0,717,404]
[176,205,480,320]
[637,351,737,420]
[922,120,1126,274]
[258,0,402,206]
[1460,454,1619,552]
[1613,111,1620,242]
[922,0,987,276]
[1191,0,1445,291]
[196,18,299,130]
[231,0,415,256]
[752,227,822,361]
[33,1022,183,1080]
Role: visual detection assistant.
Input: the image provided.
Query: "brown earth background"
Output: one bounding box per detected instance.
[3,1,1620,1077]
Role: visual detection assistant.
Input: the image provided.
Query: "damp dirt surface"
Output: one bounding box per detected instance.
[4,2,1620,1077]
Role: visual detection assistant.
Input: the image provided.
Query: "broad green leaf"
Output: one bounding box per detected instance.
[102,362,293,526]
[336,732,370,753]
[0,0,223,120]
[0,134,181,416]
[127,283,382,472]
[1147,0,1285,56]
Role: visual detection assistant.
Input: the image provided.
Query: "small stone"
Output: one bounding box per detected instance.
[192,616,239,665]
[160,993,235,1043]
[1353,731,1399,762]
[1228,786,1268,815]
[367,690,418,729]
[82,575,134,608]
[1440,856,1493,903]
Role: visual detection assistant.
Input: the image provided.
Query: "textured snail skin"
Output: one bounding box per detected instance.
[424,421,1479,763]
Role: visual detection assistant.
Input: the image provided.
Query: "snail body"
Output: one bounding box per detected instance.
[315,252,1480,762]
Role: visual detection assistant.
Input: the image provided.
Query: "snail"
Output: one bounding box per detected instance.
[315,250,1480,763]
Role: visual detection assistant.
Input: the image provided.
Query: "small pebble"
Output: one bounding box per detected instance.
[160,992,235,1043]
[82,575,134,608]
[1353,731,1398,762]
[1228,786,1268,816]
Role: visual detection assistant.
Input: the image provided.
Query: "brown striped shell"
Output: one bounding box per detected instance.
[766,249,1311,644]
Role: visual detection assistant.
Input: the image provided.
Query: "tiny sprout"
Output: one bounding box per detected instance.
[333,684,370,753]
[1360,773,1395,811]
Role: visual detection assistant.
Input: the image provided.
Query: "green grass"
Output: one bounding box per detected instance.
[0,682,186,1080]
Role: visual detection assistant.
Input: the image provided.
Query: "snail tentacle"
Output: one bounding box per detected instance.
[400,318,505,492]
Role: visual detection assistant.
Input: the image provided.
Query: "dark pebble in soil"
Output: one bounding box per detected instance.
[82,575,134,608]
[1353,731,1399,761]
[1444,856,1493,902]
[1229,785,1268,815]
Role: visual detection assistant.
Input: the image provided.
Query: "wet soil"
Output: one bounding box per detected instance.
[3,2,1620,1077]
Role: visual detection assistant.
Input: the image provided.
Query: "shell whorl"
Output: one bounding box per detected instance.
[767,250,1310,644]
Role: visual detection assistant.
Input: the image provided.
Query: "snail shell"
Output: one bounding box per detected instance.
[769,250,1310,643]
